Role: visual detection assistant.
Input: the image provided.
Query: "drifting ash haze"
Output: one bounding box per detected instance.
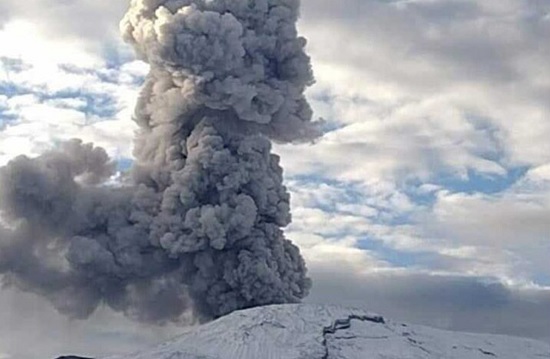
[0,0,318,323]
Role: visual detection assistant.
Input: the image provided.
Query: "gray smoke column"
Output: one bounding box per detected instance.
[0,0,318,323]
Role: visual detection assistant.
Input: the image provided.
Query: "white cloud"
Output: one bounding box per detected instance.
[294,0,550,175]
[0,21,102,68]
[284,167,549,286]
[272,0,550,288]
[413,170,550,280]
[0,0,128,49]
[0,22,147,165]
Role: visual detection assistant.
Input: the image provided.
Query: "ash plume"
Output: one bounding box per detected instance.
[0,0,317,323]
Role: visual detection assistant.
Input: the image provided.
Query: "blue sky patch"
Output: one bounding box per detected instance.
[0,78,119,122]
[0,56,32,76]
[0,81,33,97]
[435,167,528,195]
[532,273,550,287]
[0,110,17,130]
[116,157,134,172]
[101,42,137,69]
[48,89,119,120]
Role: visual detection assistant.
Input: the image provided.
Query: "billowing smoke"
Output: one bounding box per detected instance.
[0,0,318,323]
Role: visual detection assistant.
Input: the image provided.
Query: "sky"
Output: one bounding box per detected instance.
[0,0,549,358]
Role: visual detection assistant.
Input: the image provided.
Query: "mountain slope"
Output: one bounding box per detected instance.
[106,304,550,359]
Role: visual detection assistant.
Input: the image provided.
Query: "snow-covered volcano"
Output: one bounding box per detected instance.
[103,304,550,359]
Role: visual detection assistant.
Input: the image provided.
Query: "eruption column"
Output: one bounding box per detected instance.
[0,0,318,323]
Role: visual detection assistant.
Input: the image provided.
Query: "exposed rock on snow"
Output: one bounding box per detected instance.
[104,304,550,359]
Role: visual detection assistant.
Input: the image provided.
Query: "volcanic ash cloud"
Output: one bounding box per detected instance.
[0,0,318,323]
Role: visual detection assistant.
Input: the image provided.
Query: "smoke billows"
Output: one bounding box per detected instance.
[0,0,318,323]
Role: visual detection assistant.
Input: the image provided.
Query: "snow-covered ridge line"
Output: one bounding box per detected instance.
[323,314,386,336]
[321,314,386,359]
